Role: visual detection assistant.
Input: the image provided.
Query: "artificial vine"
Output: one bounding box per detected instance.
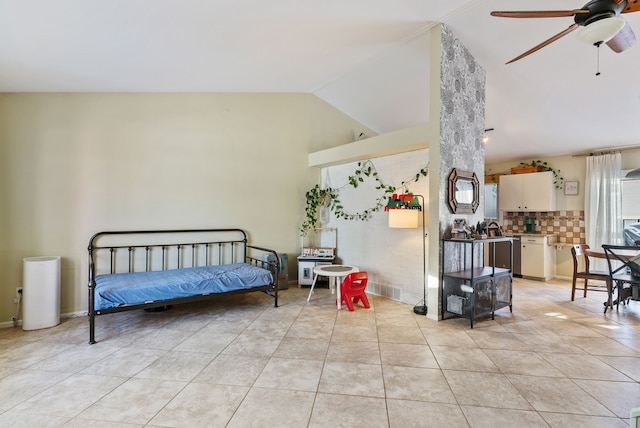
[519,160,564,189]
[300,160,429,235]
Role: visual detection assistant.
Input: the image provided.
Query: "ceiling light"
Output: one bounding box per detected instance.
[577,17,625,45]
[483,128,494,144]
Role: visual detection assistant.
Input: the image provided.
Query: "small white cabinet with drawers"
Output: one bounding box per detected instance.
[520,235,554,281]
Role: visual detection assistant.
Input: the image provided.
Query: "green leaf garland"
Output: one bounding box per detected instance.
[300,160,429,235]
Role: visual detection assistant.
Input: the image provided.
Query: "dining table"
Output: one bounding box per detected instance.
[584,249,638,261]
[585,247,640,310]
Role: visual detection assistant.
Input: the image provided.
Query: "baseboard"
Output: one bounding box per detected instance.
[62,310,88,319]
[0,310,87,330]
[0,320,20,329]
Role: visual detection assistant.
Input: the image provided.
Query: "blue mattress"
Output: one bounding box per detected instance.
[94,263,273,310]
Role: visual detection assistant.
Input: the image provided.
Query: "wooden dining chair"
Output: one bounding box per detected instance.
[602,244,640,312]
[570,244,612,309]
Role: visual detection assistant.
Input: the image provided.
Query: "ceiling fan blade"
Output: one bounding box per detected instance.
[506,24,579,64]
[491,10,589,18]
[606,21,636,52]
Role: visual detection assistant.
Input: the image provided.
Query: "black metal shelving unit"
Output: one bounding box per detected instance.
[441,237,513,328]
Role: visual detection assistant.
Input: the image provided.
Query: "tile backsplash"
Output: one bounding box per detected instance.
[500,210,585,244]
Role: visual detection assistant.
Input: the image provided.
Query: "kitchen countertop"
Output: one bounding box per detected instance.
[501,233,582,248]
[503,233,557,237]
[503,233,558,245]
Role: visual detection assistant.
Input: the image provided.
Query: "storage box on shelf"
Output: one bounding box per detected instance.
[441,237,513,328]
[511,165,543,174]
[484,173,504,184]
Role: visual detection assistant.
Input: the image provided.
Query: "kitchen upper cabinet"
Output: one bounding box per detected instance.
[499,171,556,212]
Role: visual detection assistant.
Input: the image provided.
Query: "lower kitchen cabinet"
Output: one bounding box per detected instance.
[442,238,513,328]
[520,235,554,280]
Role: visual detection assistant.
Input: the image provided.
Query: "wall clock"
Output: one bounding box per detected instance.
[564,181,579,195]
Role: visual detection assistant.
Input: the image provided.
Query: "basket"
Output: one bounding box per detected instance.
[484,174,503,184]
[447,294,466,315]
[511,165,543,174]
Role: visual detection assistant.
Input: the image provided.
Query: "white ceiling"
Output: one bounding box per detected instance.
[2,0,640,163]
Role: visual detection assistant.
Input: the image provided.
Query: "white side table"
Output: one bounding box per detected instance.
[307,265,359,310]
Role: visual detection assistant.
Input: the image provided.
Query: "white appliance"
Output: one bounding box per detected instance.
[298,228,337,286]
[297,255,333,286]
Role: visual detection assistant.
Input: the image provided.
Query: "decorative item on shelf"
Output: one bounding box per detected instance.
[387,193,428,315]
[469,224,477,238]
[487,221,502,237]
[451,218,468,239]
[476,221,488,239]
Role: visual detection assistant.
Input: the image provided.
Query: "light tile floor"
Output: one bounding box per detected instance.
[0,277,638,427]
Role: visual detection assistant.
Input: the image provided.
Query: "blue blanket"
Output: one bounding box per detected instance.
[94,263,273,310]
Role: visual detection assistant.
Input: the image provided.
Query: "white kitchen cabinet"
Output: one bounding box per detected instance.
[520,235,554,281]
[499,171,556,212]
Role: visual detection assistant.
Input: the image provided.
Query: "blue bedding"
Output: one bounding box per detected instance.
[94,263,273,310]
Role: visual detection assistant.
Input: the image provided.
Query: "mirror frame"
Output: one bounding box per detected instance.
[447,168,480,214]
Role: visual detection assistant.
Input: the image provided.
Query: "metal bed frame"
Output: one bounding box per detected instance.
[87,228,279,344]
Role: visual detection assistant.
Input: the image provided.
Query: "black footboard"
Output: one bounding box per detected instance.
[88,228,279,344]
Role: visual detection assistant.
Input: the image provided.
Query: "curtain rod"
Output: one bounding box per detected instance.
[572,144,640,157]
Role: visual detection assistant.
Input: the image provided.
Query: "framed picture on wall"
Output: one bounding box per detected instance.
[564,181,579,195]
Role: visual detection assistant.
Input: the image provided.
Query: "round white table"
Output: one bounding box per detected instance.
[307,265,359,310]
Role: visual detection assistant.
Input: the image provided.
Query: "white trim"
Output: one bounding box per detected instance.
[0,310,86,329]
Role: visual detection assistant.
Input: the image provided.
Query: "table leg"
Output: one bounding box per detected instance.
[307,273,319,302]
[604,281,614,313]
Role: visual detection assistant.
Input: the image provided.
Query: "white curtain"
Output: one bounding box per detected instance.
[585,153,622,264]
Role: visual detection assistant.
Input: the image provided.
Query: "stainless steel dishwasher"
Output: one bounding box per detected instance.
[488,235,521,277]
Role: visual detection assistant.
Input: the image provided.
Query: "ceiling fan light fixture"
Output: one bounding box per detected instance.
[577,17,625,45]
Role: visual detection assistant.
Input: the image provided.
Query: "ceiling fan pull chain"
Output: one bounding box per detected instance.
[595,41,601,76]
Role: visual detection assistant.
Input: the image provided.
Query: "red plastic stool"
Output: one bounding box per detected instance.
[340,272,370,311]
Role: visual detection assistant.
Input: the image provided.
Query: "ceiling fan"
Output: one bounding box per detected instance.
[491,0,640,64]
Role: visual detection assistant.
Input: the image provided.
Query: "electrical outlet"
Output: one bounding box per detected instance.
[16,287,23,298]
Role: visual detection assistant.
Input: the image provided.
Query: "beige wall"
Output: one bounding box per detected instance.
[486,149,640,278]
[0,93,373,324]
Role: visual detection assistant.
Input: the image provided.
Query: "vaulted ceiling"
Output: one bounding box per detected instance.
[2,0,639,163]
